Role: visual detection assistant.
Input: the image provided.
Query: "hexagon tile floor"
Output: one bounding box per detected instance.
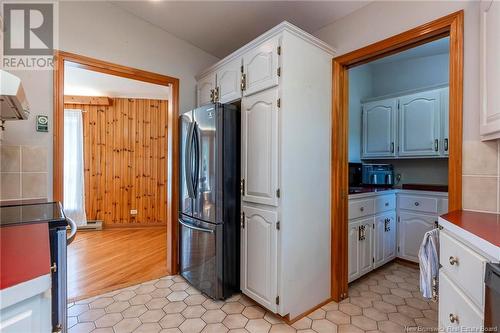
[68,262,438,333]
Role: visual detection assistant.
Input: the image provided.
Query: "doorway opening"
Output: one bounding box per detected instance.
[53,52,179,301]
[331,12,463,302]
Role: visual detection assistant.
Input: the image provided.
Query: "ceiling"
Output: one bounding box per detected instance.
[64,64,170,99]
[369,37,450,66]
[111,1,370,58]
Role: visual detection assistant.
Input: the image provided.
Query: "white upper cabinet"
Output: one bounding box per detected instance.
[241,87,279,206]
[242,37,280,97]
[216,58,242,104]
[362,98,397,158]
[240,205,278,313]
[197,72,216,107]
[399,90,441,157]
[441,87,450,155]
[480,0,500,140]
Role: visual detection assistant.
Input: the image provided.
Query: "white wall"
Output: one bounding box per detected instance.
[316,1,500,212]
[348,66,372,162]
[1,1,219,201]
[370,53,449,97]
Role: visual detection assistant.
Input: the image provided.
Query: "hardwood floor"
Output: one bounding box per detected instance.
[67,227,168,302]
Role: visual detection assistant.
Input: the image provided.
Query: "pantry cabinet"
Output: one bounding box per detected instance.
[197,72,216,106]
[361,87,448,159]
[241,88,279,207]
[197,22,334,319]
[399,90,441,157]
[242,36,280,97]
[480,0,500,140]
[361,99,397,158]
[240,205,278,312]
[216,58,242,103]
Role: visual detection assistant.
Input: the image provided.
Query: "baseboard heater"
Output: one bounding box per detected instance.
[75,220,102,231]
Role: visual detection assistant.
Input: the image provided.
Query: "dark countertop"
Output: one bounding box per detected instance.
[0,202,67,228]
[348,186,393,195]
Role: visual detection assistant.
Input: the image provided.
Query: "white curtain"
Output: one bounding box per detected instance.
[64,109,87,226]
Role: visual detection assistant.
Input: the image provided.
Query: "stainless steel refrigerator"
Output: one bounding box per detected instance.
[179,103,240,299]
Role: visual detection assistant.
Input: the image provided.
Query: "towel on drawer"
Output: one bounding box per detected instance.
[418,228,440,300]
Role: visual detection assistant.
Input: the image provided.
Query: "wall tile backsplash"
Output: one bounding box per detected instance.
[0,145,48,201]
[462,140,500,213]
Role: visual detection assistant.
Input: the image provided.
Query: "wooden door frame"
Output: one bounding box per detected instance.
[53,51,180,275]
[331,11,463,301]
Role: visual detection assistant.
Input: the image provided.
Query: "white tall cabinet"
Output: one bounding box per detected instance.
[196,22,335,319]
[480,0,500,140]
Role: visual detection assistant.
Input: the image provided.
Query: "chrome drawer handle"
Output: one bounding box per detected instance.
[449,256,459,265]
[414,202,420,206]
[360,207,364,212]
[449,313,458,323]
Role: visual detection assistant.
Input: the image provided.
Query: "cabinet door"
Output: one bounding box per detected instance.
[441,88,449,156]
[240,205,278,312]
[399,90,441,156]
[216,58,242,103]
[398,212,435,263]
[374,212,396,268]
[361,98,397,158]
[480,0,500,140]
[197,72,216,107]
[348,220,360,283]
[241,88,279,206]
[242,36,280,97]
[358,218,374,277]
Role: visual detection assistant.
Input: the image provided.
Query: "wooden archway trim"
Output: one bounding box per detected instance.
[53,50,180,275]
[331,11,464,301]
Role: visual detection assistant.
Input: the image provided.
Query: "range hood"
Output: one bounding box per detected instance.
[0,70,30,121]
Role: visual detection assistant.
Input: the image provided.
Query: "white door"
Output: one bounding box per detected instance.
[358,218,374,277]
[348,220,360,283]
[241,88,279,206]
[399,90,441,156]
[441,88,449,156]
[361,98,397,158]
[216,58,242,103]
[398,212,435,263]
[240,205,278,312]
[242,36,280,97]
[374,212,396,268]
[480,0,500,140]
[197,72,216,107]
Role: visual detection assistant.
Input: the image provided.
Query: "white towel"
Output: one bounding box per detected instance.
[418,228,440,300]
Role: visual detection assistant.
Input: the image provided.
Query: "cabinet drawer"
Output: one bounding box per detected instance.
[348,199,374,220]
[440,231,487,309]
[398,195,438,213]
[375,194,395,213]
[439,271,483,331]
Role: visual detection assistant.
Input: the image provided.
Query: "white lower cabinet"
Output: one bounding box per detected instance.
[439,271,483,331]
[398,212,435,263]
[240,205,278,312]
[374,212,396,268]
[348,191,448,283]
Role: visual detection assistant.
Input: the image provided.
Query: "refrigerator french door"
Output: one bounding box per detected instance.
[179,103,240,300]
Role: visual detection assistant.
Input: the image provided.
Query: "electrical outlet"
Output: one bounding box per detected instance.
[130,209,138,215]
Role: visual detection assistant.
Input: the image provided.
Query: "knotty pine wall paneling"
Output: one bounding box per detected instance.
[65,98,168,227]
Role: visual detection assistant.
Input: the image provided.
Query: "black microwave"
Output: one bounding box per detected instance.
[348,163,363,187]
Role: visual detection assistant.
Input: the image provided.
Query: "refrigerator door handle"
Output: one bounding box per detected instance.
[185,121,195,198]
[192,122,201,197]
[179,219,215,234]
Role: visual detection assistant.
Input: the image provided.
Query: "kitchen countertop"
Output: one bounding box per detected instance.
[439,210,500,261]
